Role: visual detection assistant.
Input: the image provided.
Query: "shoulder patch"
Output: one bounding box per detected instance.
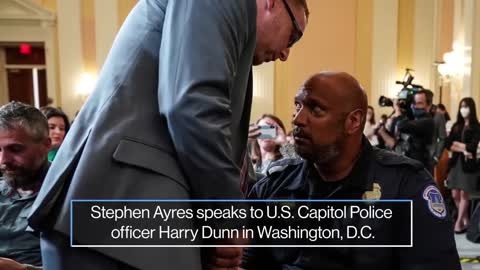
[266,158,303,177]
[374,149,424,170]
[422,185,447,219]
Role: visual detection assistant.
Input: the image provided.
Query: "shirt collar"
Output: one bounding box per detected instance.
[303,136,374,192]
[279,137,375,195]
[341,136,374,191]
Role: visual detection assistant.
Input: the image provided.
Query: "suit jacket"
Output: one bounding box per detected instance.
[28,0,257,269]
[430,113,447,161]
[445,122,480,172]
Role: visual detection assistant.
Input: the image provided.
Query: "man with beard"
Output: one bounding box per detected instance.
[28,0,309,269]
[241,72,461,270]
[0,102,50,269]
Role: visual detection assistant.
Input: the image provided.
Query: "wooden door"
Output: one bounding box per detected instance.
[7,68,33,104]
[4,44,47,107]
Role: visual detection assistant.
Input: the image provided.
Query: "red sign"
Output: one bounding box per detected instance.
[19,44,31,55]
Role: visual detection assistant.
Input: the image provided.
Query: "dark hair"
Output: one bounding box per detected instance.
[250,114,286,164]
[415,90,433,105]
[0,101,49,143]
[40,106,71,134]
[437,103,451,121]
[453,97,479,133]
[367,106,375,125]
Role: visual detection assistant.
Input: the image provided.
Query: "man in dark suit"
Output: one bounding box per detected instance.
[28,0,309,269]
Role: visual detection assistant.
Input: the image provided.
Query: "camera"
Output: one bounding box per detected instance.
[378,69,424,118]
[258,125,277,139]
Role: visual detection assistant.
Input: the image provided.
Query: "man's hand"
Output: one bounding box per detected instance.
[378,126,396,149]
[0,258,42,270]
[208,246,243,270]
[208,237,249,270]
[0,257,28,270]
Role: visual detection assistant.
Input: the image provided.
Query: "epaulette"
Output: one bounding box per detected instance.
[266,158,303,177]
[373,148,424,170]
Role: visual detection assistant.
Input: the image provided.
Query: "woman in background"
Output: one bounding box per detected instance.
[445,97,480,233]
[364,106,379,146]
[249,114,286,175]
[438,103,453,135]
[40,107,70,161]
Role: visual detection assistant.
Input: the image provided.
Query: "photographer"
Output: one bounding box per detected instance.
[376,100,403,150]
[395,90,435,172]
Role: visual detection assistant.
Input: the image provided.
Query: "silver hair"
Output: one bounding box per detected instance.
[0,101,49,142]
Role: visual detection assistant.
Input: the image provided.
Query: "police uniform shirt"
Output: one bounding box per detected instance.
[242,137,461,270]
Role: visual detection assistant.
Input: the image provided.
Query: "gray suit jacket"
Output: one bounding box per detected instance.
[28,0,256,269]
[431,113,447,162]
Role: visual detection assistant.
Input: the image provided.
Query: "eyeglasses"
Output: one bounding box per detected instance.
[281,0,303,48]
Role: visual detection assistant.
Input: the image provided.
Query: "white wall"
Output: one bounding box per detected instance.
[95,0,118,70]
[57,0,83,117]
[413,0,437,91]
[251,62,275,122]
[371,0,399,116]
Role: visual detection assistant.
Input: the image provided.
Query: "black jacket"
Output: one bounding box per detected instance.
[396,114,435,167]
[445,122,480,172]
[242,139,460,270]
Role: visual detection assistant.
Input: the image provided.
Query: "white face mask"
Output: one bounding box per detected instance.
[460,107,470,118]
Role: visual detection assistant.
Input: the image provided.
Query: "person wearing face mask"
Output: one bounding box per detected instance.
[395,90,435,173]
[445,97,480,234]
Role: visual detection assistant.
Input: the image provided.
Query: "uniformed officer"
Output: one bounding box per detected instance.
[241,72,461,270]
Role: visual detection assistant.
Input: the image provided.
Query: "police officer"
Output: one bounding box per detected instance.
[241,72,461,270]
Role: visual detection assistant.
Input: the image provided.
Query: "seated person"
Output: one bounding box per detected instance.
[242,72,460,270]
[248,114,287,175]
[0,102,51,269]
[39,107,70,161]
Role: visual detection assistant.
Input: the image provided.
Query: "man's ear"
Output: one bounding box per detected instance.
[43,137,52,151]
[344,109,364,135]
[266,0,276,10]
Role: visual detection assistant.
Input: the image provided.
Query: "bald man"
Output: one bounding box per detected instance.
[241,72,461,270]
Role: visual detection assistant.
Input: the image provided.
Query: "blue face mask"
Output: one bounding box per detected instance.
[412,107,427,118]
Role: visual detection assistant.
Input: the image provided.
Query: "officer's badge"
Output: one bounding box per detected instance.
[423,185,446,219]
[362,183,382,200]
